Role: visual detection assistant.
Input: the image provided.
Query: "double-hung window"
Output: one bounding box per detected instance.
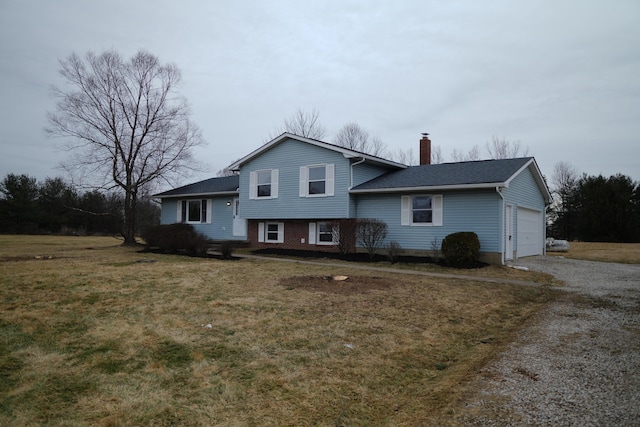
[412,196,433,223]
[257,170,272,197]
[308,221,337,245]
[250,169,279,199]
[258,222,284,243]
[317,222,334,243]
[178,199,211,224]
[299,164,334,197]
[266,223,280,242]
[401,195,443,226]
[308,166,326,195]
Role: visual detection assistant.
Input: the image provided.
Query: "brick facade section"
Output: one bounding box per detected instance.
[248,219,355,253]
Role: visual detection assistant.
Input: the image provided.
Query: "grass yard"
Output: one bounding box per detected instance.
[0,235,558,426]
[548,241,640,264]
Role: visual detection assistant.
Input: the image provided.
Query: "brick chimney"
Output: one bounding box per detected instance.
[420,133,431,165]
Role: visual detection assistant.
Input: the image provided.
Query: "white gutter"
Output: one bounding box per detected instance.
[350,157,366,189]
[350,182,507,194]
[155,191,239,199]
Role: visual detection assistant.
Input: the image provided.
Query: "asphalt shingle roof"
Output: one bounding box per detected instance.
[154,175,239,197]
[155,157,537,197]
[351,157,533,191]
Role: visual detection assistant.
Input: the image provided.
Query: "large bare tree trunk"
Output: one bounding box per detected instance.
[47,50,206,242]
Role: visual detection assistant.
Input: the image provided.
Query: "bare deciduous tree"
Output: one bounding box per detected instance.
[334,122,368,151]
[431,145,444,164]
[485,135,529,159]
[451,145,482,162]
[356,218,388,260]
[269,108,327,140]
[332,218,357,255]
[369,136,387,158]
[47,50,205,245]
[552,161,578,193]
[390,147,418,165]
[449,136,529,162]
[334,122,387,157]
[392,145,442,165]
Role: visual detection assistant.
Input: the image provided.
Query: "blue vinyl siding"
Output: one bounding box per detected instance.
[349,161,393,216]
[351,161,393,187]
[503,166,545,211]
[160,198,179,225]
[356,190,502,252]
[502,166,547,254]
[240,138,351,219]
[159,197,242,240]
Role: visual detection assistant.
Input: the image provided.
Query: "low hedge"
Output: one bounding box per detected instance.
[142,223,210,256]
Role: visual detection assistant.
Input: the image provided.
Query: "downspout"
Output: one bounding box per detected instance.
[496,186,506,265]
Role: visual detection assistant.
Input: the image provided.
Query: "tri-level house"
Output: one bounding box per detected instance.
[155,133,551,264]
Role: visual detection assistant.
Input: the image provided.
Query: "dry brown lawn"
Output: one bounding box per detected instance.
[0,235,558,426]
[548,241,640,264]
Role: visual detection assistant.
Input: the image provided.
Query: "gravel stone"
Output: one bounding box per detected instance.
[456,256,640,426]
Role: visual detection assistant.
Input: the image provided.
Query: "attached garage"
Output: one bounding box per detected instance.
[517,207,543,257]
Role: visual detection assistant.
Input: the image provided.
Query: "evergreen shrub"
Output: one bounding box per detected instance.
[142,223,210,256]
[441,231,480,267]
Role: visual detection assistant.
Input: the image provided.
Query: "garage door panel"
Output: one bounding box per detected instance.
[517,208,542,257]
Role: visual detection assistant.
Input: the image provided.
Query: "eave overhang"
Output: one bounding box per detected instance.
[154,190,239,199]
[350,182,506,194]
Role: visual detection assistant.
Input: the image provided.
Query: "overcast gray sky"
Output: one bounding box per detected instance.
[1,0,638,189]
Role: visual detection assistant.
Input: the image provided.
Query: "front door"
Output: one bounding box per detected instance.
[505,204,514,260]
[232,197,247,237]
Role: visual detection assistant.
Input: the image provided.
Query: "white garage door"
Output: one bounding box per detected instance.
[517,208,542,257]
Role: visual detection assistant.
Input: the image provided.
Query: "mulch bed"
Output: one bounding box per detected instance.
[252,248,487,269]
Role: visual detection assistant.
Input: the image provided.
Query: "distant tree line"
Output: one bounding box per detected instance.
[548,163,640,242]
[0,173,159,237]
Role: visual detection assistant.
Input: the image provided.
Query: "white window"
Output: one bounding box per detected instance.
[249,169,279,199]
[318,222,335,244]
[309,222,336,245]
[299,164,334,197]
[257,170,272,197]
[401,195,443,226]
[258,222,284,243]
[177,199,212,224]
[308,166,326,195]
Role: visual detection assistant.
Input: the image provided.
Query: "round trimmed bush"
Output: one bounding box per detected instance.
[441,231,480,267]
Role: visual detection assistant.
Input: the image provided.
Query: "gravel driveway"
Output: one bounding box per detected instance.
[455,256,640,426]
